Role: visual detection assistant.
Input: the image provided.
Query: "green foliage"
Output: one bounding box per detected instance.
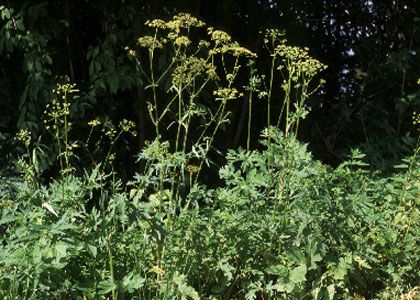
[1,127,418,299]
[0,10,419,300]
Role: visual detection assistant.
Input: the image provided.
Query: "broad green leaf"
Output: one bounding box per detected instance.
[289,264,307,284]
[1,8,10,20]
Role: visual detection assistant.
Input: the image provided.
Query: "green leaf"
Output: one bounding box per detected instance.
[98,277,117,294]
[265,264,288,277]
[87,244,97,257]
[274,282,295,293]
[174,273,200,300]
[94,61,101,72]
[393,163,408,169]
[34,60,42,72]
[1,8,11,20]
[289,264,307,284]
[333,263,348,280]
[0,215,18,225]
[45,54,53,65]
[327,284,335,300]
[122,273,145,292]
[54,241,69,260]
[16,20,24,31]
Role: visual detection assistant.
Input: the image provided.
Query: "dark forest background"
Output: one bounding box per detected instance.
[1,0,419,177]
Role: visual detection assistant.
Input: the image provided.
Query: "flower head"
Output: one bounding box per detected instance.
[213,87,243,101]
[146,19,167,29]
[88,119,101,127]
[137,36,166,49]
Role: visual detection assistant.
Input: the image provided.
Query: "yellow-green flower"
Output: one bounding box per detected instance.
[209,29,231,45]
[146,19,167,29]
[174,36,191,47]
[15,129,31,146]
[137,36,165,49]
[213,88,243,101]
[88,119,101,127]
[228,45,257,58]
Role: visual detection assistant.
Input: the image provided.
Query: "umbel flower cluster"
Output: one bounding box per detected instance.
[132,13,257,89]
[137,13,256,58]
[126,12,327,162]
[276,44,327,82]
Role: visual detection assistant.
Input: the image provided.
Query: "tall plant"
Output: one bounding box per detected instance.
[263,29,327,137]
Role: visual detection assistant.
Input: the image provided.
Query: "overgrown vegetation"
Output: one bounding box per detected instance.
[0,12,419,300]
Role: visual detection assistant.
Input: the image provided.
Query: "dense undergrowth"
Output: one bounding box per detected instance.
[0,13,419,299]
[1,128,419,299]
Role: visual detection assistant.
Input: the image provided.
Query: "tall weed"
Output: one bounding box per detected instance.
[0,13,418,300]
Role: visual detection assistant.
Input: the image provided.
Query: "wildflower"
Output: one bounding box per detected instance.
[186,164,200,173]
[88,119,101,127]
[119,119,135,132]
[172,56,215,87]
[56,83,78,94]
[265,28,286,42]
[167,13,205,31]
[413,111,420,126]
[146,19,167,29]
[209,29,232,45]
[152,265,165,276]
[213,87,243,101]
[198,40,210,48]
[228,45,257,58]
[124,47,136,57]
[276,43,327,80]
[137,36,165,49]
[206,65,218,80]
[174,36,191,47]
[108,153,116,162]
[103,123,117,138]
[119,119,137,137]
[146,101,154,112]
[226,73,235,82]
[15,129,31,147]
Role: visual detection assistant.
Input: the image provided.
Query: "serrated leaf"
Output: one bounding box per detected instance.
[333,263,348,280]
[122,273,145,292]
